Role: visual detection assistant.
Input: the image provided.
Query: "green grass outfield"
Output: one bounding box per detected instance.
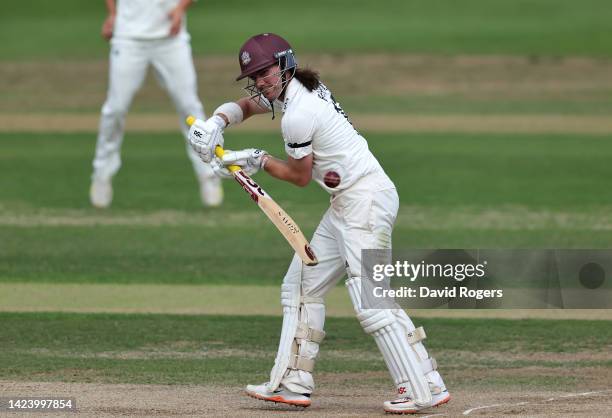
[2,0,612,59]
[1,283,610,320]
[2,131,612,284]
[1,312,610,387]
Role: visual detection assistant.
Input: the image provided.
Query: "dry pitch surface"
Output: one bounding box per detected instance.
[2,348,611,417]
[2,377,611,417]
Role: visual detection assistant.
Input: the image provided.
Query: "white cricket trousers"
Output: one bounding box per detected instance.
[280,171,400,393]
[92,36,213,181]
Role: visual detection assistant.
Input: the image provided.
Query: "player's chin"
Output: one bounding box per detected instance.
[260,89,279,102]
[263,92,276,102]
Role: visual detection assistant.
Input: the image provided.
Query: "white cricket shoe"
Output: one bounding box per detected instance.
[90,178,112,208]
[199,176,223,207]
[384,387,450,414]
[246,383,311,407]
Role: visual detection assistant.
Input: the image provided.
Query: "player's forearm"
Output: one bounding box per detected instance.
[176,0,194,12]
[264,157,312,187]
[214,98,266,127]
[236,97,269,120]
[105,0,116,16]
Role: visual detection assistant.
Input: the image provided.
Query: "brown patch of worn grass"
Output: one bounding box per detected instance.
[2,54,612,115]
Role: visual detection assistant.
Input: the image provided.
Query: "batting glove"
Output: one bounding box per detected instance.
[210,157,234,179]
[211,153,259,178]
[221,148,268,175]
[188,116,226,163]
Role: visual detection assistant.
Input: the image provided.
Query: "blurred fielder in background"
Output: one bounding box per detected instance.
[187,33,450,414]
[90,0,222,208]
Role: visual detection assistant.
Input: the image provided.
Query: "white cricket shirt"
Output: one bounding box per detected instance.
[113,0,189,40]
[279,78,390,194]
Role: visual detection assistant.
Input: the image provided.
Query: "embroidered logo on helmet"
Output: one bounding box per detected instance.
[241,51,251,65]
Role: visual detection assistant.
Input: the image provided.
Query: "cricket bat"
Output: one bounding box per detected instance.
[187,116,318,266]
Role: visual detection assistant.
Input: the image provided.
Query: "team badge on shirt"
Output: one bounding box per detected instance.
[241,51,251,65]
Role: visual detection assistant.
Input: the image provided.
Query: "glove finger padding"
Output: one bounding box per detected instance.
[188,116,226,163]
[211,157,234,179]
[220,149,252,167]
[221,148,268,168]
[240,164,260,176]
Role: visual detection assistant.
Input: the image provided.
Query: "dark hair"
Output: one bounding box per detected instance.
[293,68,320,91]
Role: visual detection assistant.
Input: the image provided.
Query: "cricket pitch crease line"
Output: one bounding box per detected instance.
[461,389,612,415]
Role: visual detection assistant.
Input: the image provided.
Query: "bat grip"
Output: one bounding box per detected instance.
[214,146,241,173]
[186,116,240,173]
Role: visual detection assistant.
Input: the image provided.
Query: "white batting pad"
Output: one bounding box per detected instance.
[267,283,301,391]
[393,309,445,388]
[346,277,433,406]
[267,283,326,392]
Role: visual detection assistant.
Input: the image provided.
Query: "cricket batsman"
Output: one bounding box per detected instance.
[187,33,450,414]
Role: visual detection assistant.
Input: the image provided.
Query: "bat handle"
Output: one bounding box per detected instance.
[186,116,197,126]
[214,145,241,173]
[186,116,241,173]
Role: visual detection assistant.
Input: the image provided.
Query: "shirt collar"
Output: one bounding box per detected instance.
[276,77,303,113]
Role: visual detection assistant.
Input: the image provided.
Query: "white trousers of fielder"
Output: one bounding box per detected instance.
[92,36,214,181]
[268,172,446,405]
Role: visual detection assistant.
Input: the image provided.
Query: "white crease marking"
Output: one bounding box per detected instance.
[462,403,506,415]
[463,389,612,415]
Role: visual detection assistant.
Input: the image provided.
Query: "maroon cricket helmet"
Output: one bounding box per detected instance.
[236,33,297,81]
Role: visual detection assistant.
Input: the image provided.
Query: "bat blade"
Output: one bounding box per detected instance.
[185,116,318,266]
[231,169,318,266]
